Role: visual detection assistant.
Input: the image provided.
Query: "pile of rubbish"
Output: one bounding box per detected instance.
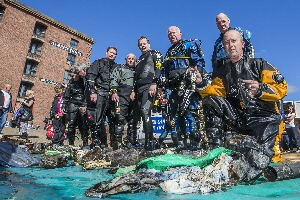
[86,148,233,198]
[0,141,39,167]
[1,134,300,199]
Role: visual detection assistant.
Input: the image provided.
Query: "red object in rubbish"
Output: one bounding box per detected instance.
[46,124,54,139]
[88,115,93,119]
[160,98,168,103]
[27,144,34,150]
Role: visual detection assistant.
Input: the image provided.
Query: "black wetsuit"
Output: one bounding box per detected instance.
[134,50,163,151]
[63,77,88,146]
[86,58,120,147]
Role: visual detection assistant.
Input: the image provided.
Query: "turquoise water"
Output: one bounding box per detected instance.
[1,165,300,200]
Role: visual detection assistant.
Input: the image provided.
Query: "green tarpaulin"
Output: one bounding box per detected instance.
[136,147,232,171]
[115,147,232,177]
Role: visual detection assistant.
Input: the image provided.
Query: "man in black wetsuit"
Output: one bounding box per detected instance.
[86,47,121,148]
[63,63,89,146]
[132,36,163,151]
[194,29,288,182]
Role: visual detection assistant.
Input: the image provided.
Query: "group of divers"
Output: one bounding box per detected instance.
[2,13,297,198]
[47,14,289,173]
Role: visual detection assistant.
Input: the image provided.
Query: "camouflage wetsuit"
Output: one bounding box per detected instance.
[110,63,136,149]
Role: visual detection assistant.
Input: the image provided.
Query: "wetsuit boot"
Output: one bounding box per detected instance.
[155,135,164,149]
[172,131,186,153]
[67,127,76,146]
[171,133,179,148]
[99,124,108,148]
[82,133,89,147]
[204,108,224,150]
[131,128,140,147]
[124,123,139,147]
[112,124,123,150]
[90,128,102,149]
[175,119,188,152]
[144,117,154,151]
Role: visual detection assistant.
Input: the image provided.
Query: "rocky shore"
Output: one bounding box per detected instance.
[2,126,300,164]
[1,126,83,146]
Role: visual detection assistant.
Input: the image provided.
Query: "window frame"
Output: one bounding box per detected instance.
[29,40,43,56]
[0,5,5,22]
[24,60,38,77]
[70,39,79,49]
[63,70,72,85]
[34,22,47,38]
[18,82,33,98]
[67,53,76,65]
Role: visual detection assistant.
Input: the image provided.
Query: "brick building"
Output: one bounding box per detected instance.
[0,0,95,127]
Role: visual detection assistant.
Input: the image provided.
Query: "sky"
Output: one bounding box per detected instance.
[19,0,300,101]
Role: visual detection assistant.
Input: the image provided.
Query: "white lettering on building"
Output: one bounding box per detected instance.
[49,40,83,56]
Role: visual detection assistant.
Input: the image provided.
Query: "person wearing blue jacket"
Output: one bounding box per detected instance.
[212,13,254,78]
[160,26,205,151]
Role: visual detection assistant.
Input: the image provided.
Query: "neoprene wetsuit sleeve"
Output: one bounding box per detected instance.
[86,59,100,94]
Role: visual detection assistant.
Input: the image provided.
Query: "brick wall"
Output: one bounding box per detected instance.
[0,0,94,128]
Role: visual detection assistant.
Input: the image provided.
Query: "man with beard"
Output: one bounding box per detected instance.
[110,53,138,149]
[132,36,163,151]
[86,47,121,148]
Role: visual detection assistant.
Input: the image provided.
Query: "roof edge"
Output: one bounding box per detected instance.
[4,0,95,44]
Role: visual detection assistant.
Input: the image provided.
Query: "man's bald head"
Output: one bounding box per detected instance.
[168,26,182,44]
[126,53,136,67]
[216,12,230,33]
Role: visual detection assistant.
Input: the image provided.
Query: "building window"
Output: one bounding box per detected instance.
[70,39,79,49]
[18,82,33,98]
[34,22,47,37]
[29,40,43,56]
[0,5,5,22]
[24,60,38,76]
[67,53,76,65]
[63,70,72,85]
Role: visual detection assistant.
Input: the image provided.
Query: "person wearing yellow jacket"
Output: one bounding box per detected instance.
[193,28,288,182]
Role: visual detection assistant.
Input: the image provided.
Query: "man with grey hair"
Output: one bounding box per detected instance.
[0,84,12,136]
[161,26,205,151]
[212,12,254,78]
[72,62,88,77]
[63,63,89,146]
